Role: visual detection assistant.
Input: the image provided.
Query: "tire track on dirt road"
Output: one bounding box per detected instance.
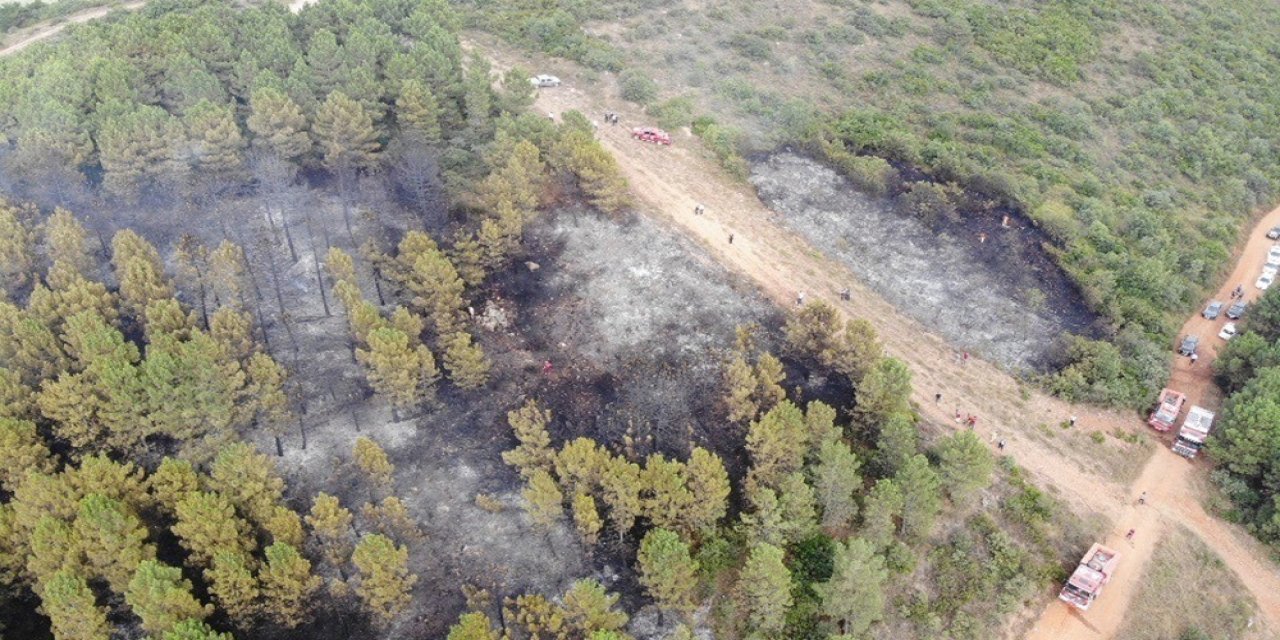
[474,39,1280,639]
[0,1,145,57]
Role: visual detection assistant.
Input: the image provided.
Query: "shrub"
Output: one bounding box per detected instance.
[619,69,658,105]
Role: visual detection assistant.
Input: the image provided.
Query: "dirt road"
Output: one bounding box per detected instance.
[0,1,144,57]
[475,38,1280,639]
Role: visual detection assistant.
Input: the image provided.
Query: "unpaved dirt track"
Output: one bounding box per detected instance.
[475,40,1280,639]
[0,1,144,57]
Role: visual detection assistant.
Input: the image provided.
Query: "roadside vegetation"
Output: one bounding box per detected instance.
[460,0,1280,409]
[1211,285,1280,545]
[1116,524,1257,640]
[0,0,115,38]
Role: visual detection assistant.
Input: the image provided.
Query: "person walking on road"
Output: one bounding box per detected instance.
[840,287,851,301]
[1138,491,1147,505]
[796,292,805,306]
[1126,528,1136,542]
[1190,353,1199,366]
[1070,415,1077,428]
[694,204,705,216]
[728,233,734,244]
[935,392,942,405]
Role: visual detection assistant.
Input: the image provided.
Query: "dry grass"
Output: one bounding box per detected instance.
[1116,524,1260,640]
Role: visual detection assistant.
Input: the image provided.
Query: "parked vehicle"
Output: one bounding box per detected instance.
[1258,273,1275,290]
[1173,406,1215,459]
[631,127,672,145]
[1219,322,1237,341]
[1202,300,1223,319]
[1059,544,1120,611]
[1178,335,1199,356]
[530,74,561,87]
[1267,245,1280,267]
[1227,300,1247,320]
[1147,388,1186,432]
[1264,264,1279,278]
[1269,225,1280,240]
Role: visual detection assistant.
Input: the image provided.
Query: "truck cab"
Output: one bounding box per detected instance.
[1173,406,1215,459]
[1059,543,1120,610]
[1147,388,1186,432]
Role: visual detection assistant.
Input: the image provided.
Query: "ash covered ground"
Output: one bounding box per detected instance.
[750,153,1099,371]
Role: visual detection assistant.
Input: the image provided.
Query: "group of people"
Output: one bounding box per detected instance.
[603,111,620,125]
[1231,283,1245,299]
[1125,491,1149,542]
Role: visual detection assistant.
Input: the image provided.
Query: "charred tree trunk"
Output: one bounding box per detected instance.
[304,213,331,316]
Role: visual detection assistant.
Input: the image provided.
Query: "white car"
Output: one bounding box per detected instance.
[1257,272,1275,290]
[1219,322,1238,341]
[1264,263,1279,277]
[530,74,561,88]
[1267,245,1280,267]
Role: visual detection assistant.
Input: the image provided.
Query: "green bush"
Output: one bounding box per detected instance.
[619,69,658,105]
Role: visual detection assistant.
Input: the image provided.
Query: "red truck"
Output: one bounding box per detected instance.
[1147,388,1186,432]
[1059,543,1120,611]
[631,127,671,145]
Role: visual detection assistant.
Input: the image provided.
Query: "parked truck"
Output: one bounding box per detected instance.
[1147,388,1186,432]
[1173,406,1215,459]
[1059,543,1121,611]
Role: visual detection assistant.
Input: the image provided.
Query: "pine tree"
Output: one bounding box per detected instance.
[600,455,643,541]
[351,533,417,626]
[741,484,786,547]
[784,300,841,360]
[259,542,320,628]
[736,542,793,639]
[684,447,730,534]
[442,331,491,390]
[209,306,255,363]
[875,413,918,476]
[563,579,628,635]
[42,208,96,286]
[745,400,807,490]
[522,469,564,530]
[815,538,888,637]
[778,472,818,544]
[804,400,839,451]
[501,399,554,477]
[815,439,862,533]
[936,431,995,505]
[635,528,699,617]
[64,454,150,511]
[356,327,436,410]
[247,86,311,161]
[0,367,34,420]
[148,457,201,515]
[265,504,305,547]
[324,246,358,298]
[354,436,395,493]
[396,79,442,143]
[172,491,253,568]
[74,493,155,594]
[207,442,285,527]
[860,478,903,550]
[572,492,602,546]
[895,454,942,543]
[38,373,103,452]
[173,234,211,325]
[403,249,466,336]
[26,516,82,588]
[833,319,882,384]
[205,550,260,624]
[144,298,196,345]
[245,352,292,445]
[207,241,249,310]
[478,139,545,215]
[313,91,380,172]
[853,357,913,433]
[723,353,758,423]
[553,437,606,497]
[361,496,419,543]
[42,569,112,640]
[163,620,234,640]
[125,560,213,636]
[753,353,786,412]
[112,230,174,322]
[305,493,353,568]
[390,307,426,343]
[447,611,500,640]
[98,106,186,202]
[0,200,36,298]
[642,454,695,534]
[185,100,247,182]
[0,417,55,492]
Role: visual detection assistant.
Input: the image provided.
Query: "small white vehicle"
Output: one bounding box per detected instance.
[530,74,561,88]
[1265,264,1279,277]
[1267,245,1280,267]
[1219,322,1237,341]
[1257,272,1275,290]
